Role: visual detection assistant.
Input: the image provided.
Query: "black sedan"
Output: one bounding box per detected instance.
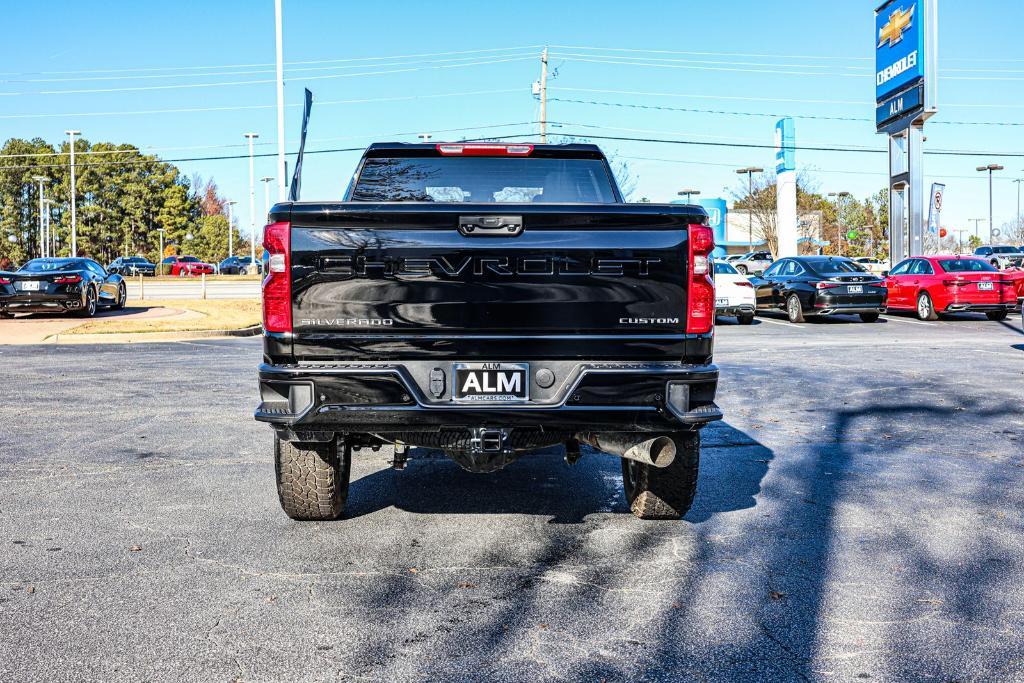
[750,256,887,323]
[0,258,126,318]
[108,256,156,276]
[218,256,262,275]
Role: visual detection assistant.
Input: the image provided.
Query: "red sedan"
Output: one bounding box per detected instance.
[162,256,214,277]
[885,255,1017,320]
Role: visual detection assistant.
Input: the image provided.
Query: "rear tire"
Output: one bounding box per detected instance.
[859,312,879,323]
[738,312,754,325]
[275,436,350,521]
[786,294,806,323]
[916,292,939,321]
[76,286,97,318]
[112,282,126,310]
[736,265,748,275]
[986,310,1008,321]
[621,431,700,520]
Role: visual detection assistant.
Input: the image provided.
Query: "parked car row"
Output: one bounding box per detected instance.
[714,254,1022,325]
[106,255,264,276]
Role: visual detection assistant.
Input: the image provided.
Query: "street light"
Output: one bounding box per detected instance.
[244,132,259,271]
[735,167,764,250]
[954,229,968,254]
[157,228,166,274]
[976,163,1004,242]
[260,175,274,221]
[66,130,80,256]
[1013,177,1023,228]
[677,188,700,204]
[274,0,286,201]
[828,191,852,255]
[225,200,238,258]
[417,133,433,143]
[968,217,986,244]
[42,198,54,258]
[31,175,49,259]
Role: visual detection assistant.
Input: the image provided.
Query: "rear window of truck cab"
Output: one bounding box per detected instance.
[349,156,618,204]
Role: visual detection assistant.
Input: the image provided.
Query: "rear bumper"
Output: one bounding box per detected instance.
[256,360,721,438]
[812,295,886,315]
[943,302,1015,313]
[0,291,83,312]
[716,303,755,316]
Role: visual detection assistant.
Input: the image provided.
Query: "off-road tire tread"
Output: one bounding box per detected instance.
[275,437,349,520]
[623,432,700,520]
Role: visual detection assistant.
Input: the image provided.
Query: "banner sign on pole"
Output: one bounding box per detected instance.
[926,182,945,235]
[774,117,795,174]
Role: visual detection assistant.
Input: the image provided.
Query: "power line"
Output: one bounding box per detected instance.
[549,96,1024,127]
[0,45,545,78]
[0,55,534,97]
[0,87,523,121]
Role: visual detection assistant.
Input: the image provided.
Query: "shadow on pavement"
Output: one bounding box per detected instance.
[345,422,771,526]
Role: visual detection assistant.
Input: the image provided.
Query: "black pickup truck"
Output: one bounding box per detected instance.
[256,142,721,520]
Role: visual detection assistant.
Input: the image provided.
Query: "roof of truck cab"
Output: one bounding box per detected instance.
[362,142,607,159]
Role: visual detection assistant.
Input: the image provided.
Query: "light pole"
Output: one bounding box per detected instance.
[1013,177,1023,228]
[157,228,166,274]
[968,217,986,244]
[955,229,968,254]
[42,198,53,258]
[976,164,1004,243]
[66,130,80,256]
[31,175,49,259]
[417,134,433,143]
[260,176,274,219]
[274,0,286,201]
[677,188,700,204]
[244,132,259,269]
[735,167,764,250]
[225,200,237,258]
[828,191,852,255]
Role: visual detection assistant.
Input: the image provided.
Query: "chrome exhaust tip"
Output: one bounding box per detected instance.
[577,433,677,468]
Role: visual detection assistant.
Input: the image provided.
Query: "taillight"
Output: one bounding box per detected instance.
[686,224,715,334]
[815,281,842,290]
[0,276,11,285]
[262,221,291,333]
[942,278,965,287]
[53,274,82,284]
[436,143,533,156]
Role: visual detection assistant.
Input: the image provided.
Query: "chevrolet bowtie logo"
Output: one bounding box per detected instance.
[878,5,914,49]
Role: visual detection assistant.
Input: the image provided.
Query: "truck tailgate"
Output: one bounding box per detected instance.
[286,203,707,360]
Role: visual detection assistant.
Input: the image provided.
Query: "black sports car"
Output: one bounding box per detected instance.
[750,256,887,323]
[0,257,127,318]
[108,256,156,276]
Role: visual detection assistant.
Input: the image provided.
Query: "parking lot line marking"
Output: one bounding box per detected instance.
[881,315,935,326]
[756,317,804,329]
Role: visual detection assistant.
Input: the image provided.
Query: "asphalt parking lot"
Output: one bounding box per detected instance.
[1,313,1023,682]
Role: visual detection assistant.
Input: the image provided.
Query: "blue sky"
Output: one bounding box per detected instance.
[3,0,1024,240]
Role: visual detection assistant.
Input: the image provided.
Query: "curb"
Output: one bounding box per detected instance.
[46,324,262,345]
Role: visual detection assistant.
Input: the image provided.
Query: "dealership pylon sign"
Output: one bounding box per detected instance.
[875,0,937,260]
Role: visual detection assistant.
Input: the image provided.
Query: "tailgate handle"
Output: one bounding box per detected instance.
[458,215,523,237]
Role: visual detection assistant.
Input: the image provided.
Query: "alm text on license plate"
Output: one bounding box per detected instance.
[17,280,40,291]
[453,363,529,402]
[715,298,729,306]
[979,281,994,290]
[847,285,863,294]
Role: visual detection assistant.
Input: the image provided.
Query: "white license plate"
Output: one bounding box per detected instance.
[978,281,994,290]
[715,298,729,306]
[453,363,529,402]
[16,280,40,291]
[847,285,863,294]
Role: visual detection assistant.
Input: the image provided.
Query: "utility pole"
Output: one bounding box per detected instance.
[66,130,80,256]
[31,176,49,259]
[677,189,700,204]
[157,228,166,274]
[976,163,1004,242]
[226,200,237,258]
[539,47,548,144]
[274,0,287,201]
[244,133,259,268]
[735,167,763,250]
[1013,177,1023,227]
[968,217,985,243]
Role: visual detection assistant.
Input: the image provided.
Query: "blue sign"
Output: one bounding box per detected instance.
[774,117,795,174]
[876,84,922,128]
[698,198,728,258]
[875,0,925,103]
